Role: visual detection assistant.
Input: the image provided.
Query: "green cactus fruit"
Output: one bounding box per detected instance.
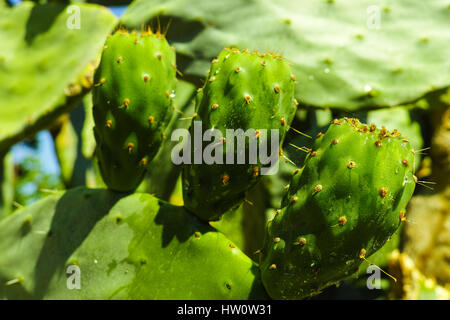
[182,48,297,221]
[261,118,416,299]
[93,29,176,192]
[0,187,267,299]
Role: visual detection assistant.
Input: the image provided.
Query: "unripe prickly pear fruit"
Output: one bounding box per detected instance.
[93,29,176,192]
[182,48,297,221]
[260,118,416,299]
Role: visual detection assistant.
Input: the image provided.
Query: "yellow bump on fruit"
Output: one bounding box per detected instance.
[359,248,367,259]
[127,142,134,153]
[222,175,229,185]
[331,119,342,125]
[294,237,307,246]
[347,161,356,169]
[338,216,347,226]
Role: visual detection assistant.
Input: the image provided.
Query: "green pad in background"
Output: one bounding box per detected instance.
[0,2,117,152]
[121,0,450,111]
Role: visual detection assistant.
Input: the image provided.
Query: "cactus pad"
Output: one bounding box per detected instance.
[0,187,267,299]
[0,2,116,152]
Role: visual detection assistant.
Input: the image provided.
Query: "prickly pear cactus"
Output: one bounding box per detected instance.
[182,48,297,221]
[260,118,416,299]
[92,29,176,192]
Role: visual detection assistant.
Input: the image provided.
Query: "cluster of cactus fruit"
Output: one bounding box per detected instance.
[88,29,417,299]
[0,26,417,300]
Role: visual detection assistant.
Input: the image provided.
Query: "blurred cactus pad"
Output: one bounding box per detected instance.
[0,0,449,301]
[0,1,117,152]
